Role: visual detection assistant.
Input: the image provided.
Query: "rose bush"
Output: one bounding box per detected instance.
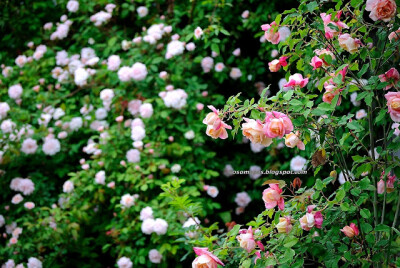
[0,0,308,267]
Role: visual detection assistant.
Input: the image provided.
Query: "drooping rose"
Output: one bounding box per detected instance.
[366,0,397,22]
[385,92,400,122]
[263,111,293,138]
[236,226,256,253]
[320,11,349,39]
[283,73,309,88]
[322,84,342,105]
[262,184,284,211]
[379,68,400,90]
[261,22,280,44]
[242,118,272,146]
[377,173,397,194]
[338,34,362,54]
[203,106,232,139]
[284,131,305,150]
[341,223,359,238]
[192,247,225,268]
[276,217,293,234]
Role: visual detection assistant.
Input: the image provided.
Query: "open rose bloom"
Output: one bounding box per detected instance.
[236,226,256,253]
[268,56,288,72]
[283,73,309,89]
[242,118,272,146]
[284,131,305,150]
[366,0,397,22]
[263,111,294,138]
[192,247,225,268]
[320,11,348,39]
[262,184,285,210]
[276,217,293,234]
[385,92,400,122]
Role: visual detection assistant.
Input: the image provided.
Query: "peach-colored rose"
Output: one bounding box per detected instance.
[263,111,293,138]
[242,118,272,146]
[338,34,361,54]
[341,223,359,238]
[192,247,224,268]
[276,217,293,234]
[385,92,400,122]
[366,0,397,22]
[284,131,305,150]
[236,226,256,253]
[262,184,284,211]
[203,105,232,139]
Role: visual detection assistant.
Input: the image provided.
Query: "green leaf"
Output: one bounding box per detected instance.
[306,1,318,12]
[360,208,371,219]
[336,189,345,201]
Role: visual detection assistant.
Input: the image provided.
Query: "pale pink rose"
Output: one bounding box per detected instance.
[341,223,359,238]
[107,55,121,71]
[356,109,367,119]
[196,103,204,111]
[310,56,324,70]
[126,149,140,163]
[194,27,203,39]
[379,68,400,90]
[11,194,24,204]
[235,192,251,207]
[8,84,23,99]
[262,184,284,210]
[9,237,18,244]
[284,131,305,150]
[203,106,231,139]
[201,57,214,73]
[299,205,323,231]
[283,73,309,88]
[263,111,293,138]
[140,206,154,221]
[186,42,196,51]
[276,217,293,233]
[117,257,132,268]
[63,180,74,193]
[21,138,38,154]
[44,22,53,30]
[159,71,168,79]
[366,0,397,22]
[149,249,162,263]
[15,55,27,67]
[338,34,361,54]
[214,62,225,72]
[95,170,106,185]
[236,226,256,253]
[192,247,225,267]
[118,66,133,82]
[389,28,400,42]
[66,0,79,12]
[241,10,249,19]
[137,6,148,17]
[232,48,241,56]
[271,49,279,58]
[24,202,35,210]
[139,103,153,118]
[130,62,147,81]
[261,22,280,44]
[229,68,242,80]
[377,173,396,194]
[120,194,136,208]
[385,92,400,122]
[320,12,348,39]
[206,186,219,198]
[242,118,272,146]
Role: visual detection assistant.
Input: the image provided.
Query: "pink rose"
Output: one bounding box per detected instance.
[263,111,293,138]
[310,56,324,70]
[341,223,359,238]
[389,28,400,42]
[192,247,225,268]
[299,205,323,231]
[236,226,256,253]
[283,73,309,88]
[320,12,349,39]
[322,84,342,105]
[366,0,397,22]
[262,184,284,211]
[377,173,396,194]
[268,56,288,72]
[284,131,305,150]
[261,22,280,44]
[379,68,399,90]
[242,118,272,146]
[338,34,362,54]
[385,92,400,122]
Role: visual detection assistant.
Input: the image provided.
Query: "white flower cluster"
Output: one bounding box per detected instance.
[117,62,148,82]
[10,178,35,195]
